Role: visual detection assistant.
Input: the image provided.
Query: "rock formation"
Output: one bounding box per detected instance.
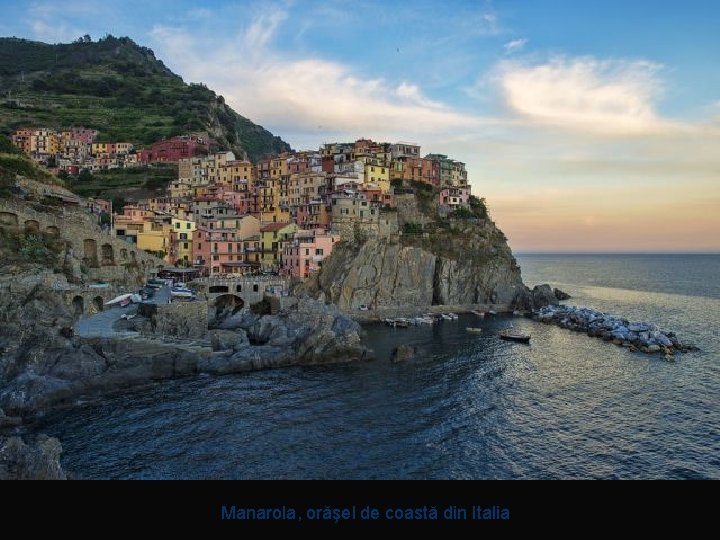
[301,198,559,311]
[0,434,66,480]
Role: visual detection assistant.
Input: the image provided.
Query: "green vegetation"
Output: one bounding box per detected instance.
[0,229,63,266]
[402,222,423,234]
[467,195,488,219]
[0,36,291,161]
[67,165,176,199]
[0,134,21,154]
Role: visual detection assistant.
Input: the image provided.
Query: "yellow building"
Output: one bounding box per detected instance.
[171,218,196,266]
[137,218,172,261]
[30,128,58,156]
[364,162,390,193]
[260,222,297,270]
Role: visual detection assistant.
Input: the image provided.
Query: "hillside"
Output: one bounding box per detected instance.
[0,35,291,161]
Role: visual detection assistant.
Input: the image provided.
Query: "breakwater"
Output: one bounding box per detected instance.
[533,305,698,358]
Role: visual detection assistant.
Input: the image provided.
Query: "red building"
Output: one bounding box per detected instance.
[139,135,208,163]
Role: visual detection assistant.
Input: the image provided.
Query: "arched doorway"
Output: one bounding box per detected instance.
[92,296,104,312]
[83,239,98,267]
[100,243,115,266]
[214,294,244,319]
[72,295,84,316]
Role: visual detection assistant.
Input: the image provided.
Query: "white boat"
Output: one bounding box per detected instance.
[449,313,459,320]
[466,327,483,333]
[440,313,452,320]
[105,293,133,305]
[171,288,195,298]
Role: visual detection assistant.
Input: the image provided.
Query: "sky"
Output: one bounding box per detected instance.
[2,0,719,252]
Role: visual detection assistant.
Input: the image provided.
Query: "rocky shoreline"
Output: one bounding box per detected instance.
[533,304,699,358]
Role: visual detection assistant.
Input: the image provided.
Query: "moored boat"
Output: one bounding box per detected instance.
[466,327,483,333]
[498,329,531,343]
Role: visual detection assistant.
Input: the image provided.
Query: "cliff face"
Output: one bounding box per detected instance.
[305,211,527,310]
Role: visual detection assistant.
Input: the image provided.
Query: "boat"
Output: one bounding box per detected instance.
[471,310,485,317]
[171,287,196,299]
[448,312,459,320]
[440,313,452,320]
[466,327,483,333]
[512,310,524,316]
[487,310,497,317]
[498,329,531,343]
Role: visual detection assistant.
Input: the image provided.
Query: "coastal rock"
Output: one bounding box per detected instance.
[0,434,66,480]
[303,234,526,310]
[209,329,248,352]
[530,285,558,307]
[554,288,571,300]
[533,304,697,357]
[391,344,415,362]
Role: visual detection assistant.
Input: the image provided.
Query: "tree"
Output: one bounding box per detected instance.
[78,169,93,182]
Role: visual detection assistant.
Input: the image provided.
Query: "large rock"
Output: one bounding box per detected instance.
[0,435,66,480]
[391,344,415,363]
[304,232,526,309]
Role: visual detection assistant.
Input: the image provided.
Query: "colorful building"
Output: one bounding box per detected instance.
[282,229,341,279]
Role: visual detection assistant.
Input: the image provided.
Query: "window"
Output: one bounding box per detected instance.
[305,249,309,256]
[186,223,191,229]
[315,248,323,256]
[253,284,259,292]
[183,242,189,249]
[179,233,187,240]
[175,222,180,229]
[213,255,219,261]
[214,243,218,252]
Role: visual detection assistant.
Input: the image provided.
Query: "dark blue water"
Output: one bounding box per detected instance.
[30,254,720,479]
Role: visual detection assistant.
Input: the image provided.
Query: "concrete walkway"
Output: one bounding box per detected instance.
[74,285,171,338]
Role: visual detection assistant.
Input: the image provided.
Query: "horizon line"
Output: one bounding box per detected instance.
[515,251,720,255]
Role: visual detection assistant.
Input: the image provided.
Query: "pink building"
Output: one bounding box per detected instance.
[194,215,261,275]
[282,229,341,279]
[439,187,470,208]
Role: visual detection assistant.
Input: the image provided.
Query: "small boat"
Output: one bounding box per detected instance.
[466,327,483,333]
[171,287,196,299]
[487,310,497,317]
[440,313,452,320]
[471,310,485,317]
[498,330,531,343]
[449,313,459,320]
[512,310,524,316]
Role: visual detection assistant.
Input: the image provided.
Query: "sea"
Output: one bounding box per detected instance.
[28,254,720,479]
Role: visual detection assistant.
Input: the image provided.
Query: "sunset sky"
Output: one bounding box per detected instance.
[3,0,719,252]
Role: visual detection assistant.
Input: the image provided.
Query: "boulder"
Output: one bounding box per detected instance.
[553,288,571,300]
[391,344,415,363]
[209,329,248,352]
[0,434,66,480]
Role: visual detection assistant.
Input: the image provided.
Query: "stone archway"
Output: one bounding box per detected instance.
[83,239,98,267]
[24,219,40,233]
[214,294,244,319]
[0,212,18,228]
[100,243,115,266]
[209,285,229,294]
[92,296,104,312]
[72,295,84,316]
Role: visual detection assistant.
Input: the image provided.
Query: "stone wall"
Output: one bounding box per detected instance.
[0,201,163,285]
[154,301,208,339]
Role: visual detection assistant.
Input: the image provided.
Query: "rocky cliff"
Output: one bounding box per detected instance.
[303,196,532,310]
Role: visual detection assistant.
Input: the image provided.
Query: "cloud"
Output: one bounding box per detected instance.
[497,56,680,135]
[504,38,528,54]
[149,7,484,141]
[26,0,99,42]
